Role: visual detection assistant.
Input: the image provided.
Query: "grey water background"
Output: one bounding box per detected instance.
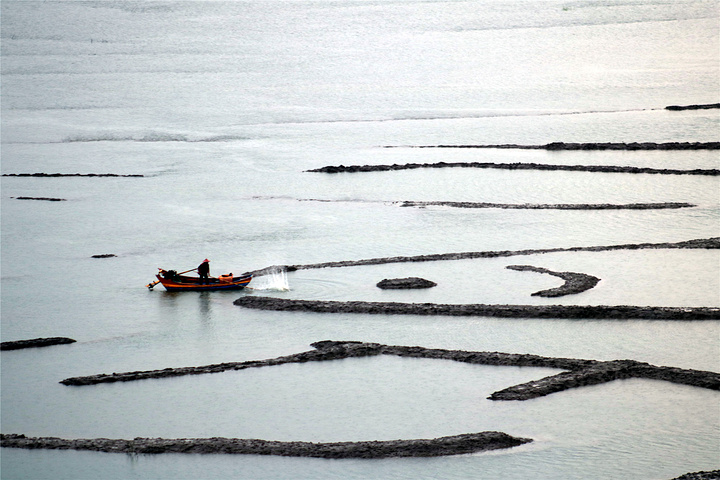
[1,1,719,479]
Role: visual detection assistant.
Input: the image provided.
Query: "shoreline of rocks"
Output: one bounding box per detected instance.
[1,337,77,351]
[505,265,600,297]
[59,341,720,401]
[0,431,532,458]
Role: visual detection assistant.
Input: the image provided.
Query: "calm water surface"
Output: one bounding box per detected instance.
[2,1,719,479]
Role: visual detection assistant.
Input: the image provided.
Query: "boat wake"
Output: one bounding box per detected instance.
[251,267,290,292]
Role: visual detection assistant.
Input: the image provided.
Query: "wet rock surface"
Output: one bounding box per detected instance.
[377,277,437,289]
[505,265,600,297]
[0,432,532,458]
[59,341,720,402]
[1,337,76,351]
[235,296,719,320]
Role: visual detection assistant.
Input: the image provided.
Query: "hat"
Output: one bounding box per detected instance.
[203,259,210,263]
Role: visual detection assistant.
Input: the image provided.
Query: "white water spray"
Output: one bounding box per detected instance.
[251,267,290,291]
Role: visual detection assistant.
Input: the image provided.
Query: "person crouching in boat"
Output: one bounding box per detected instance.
[198,259,210,284]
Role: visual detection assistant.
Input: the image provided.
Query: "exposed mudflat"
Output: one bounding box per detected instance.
[0,431,531,458]
[59,340,720,402]
[505,265,600,297]
[1,337,76,351]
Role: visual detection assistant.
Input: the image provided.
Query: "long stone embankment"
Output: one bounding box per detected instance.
[671,471,720,480]
[0,431,531,458]
[59,341,720,402]
[2,173,144,177]
[384,141,720,151]
[12,196,67,202]
[1,337,76,351]
[308,160,719,176]
[235,296,719,320]
[267,196,696,211]
[252,237,718,274]
[505,265,600,297]
[396,201,695,210]
[665,103,720,111]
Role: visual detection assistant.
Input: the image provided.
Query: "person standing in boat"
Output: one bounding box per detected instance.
[198,259,210,284]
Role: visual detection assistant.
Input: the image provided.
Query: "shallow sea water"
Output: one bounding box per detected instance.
[2,1,719,479]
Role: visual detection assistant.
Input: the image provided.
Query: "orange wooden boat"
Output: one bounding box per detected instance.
[147,268,252,292]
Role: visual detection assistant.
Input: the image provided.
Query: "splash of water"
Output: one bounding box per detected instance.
[251,267,290,291]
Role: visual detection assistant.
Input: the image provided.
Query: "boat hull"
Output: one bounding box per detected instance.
[155,273,252,292]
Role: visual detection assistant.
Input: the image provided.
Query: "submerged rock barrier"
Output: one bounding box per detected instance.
[12,196,66,202]
[397,201,695,210]
[377,277,437,289]
[262,197,696,211]
[2,173,144,178]
[1,337,76,351]
[665,103,720,111]
[671,471,720,480]
[235,296,719,320]
[384,141,720,151]
[263,237,719,273]
[307,160,720,176]
[505,265,600,297]
[59,341,720,402]
[0,432,531,458]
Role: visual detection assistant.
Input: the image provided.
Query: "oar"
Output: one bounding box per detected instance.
[146,267,197,290]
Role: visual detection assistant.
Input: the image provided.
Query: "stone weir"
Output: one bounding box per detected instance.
[0,432,531,458]
[1,337,76,351]
[59,341,720,402]
[387,141,720,151]
[307,159,720,176]
[255,237,719,274]
[2,173,143,177]
[504,265,600,297]
[235,297,719,320]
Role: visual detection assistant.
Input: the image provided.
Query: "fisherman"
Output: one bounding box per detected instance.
[198,259,210,284]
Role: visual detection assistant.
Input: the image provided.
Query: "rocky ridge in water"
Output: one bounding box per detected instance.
[0,432,531,458]
[505,265,601,297]
[1,337,77,351]
[235,297,718,320]
[255,237,720,273]
[59,341,720,401]
[308,158,720,175]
